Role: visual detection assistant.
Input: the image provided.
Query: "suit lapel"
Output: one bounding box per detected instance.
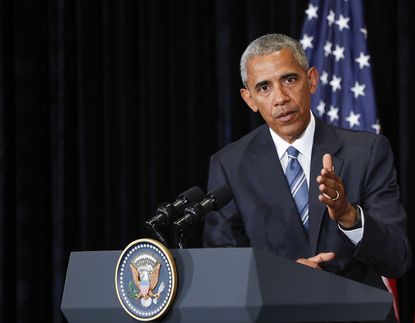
[247,125,309,246]
[309,118,343,255]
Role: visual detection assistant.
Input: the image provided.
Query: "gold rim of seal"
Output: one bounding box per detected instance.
[114,238,178,321]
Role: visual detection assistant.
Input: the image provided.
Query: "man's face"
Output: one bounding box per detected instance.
[240,48,318,143]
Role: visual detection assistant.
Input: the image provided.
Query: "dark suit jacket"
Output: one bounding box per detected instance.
[203,117,411,323]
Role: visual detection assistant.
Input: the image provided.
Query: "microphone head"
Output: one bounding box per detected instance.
[206,185,233,210]
[178,186,205,204]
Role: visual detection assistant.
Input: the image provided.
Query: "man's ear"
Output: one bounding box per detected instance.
[307,67,319,94]
[240,88,258,112]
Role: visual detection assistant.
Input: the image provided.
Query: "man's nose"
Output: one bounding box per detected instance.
[273,85,290,106]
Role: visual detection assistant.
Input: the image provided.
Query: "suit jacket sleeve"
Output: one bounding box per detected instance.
[203,153,250,247]
[352,134,412,277]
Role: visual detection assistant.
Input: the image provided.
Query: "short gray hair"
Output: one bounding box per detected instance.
[240,34,309,87]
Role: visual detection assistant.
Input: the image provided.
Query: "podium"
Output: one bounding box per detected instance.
[61,248,392,322]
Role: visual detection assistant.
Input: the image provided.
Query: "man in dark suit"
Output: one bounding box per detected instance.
[203,34,411,322]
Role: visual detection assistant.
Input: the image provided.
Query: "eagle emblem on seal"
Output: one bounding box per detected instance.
[129,253,165,308]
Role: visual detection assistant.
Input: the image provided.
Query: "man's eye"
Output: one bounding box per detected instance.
[259,85,270,92]
[285,77,296,84]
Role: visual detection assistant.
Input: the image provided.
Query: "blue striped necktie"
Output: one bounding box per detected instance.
[286,146,309,230]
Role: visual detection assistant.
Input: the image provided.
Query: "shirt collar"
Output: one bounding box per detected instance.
[269,112,315,160]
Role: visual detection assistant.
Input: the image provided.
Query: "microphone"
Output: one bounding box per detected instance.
[174,185,233,233]
[146,186,205,228]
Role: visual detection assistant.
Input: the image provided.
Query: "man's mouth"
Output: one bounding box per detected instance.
[275,110,297,122]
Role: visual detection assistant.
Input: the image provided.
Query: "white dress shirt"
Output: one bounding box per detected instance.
[269,112,363,245]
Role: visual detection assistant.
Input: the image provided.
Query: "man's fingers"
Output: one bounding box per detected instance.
[322,153,333,171]
[296,252,336,270]
[307,252,336,264]
[318,194,338,211]
[319,168,337,180]
[296,258,321,269]
[319,183,340,199]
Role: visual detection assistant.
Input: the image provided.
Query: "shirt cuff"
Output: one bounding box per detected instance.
[338,205,365,245]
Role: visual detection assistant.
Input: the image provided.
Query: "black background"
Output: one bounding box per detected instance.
[1,0,414,322]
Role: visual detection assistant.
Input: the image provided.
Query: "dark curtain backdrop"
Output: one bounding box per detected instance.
[0,0,414,322]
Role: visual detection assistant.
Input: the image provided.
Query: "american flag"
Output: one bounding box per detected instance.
[301,0,399,319]
[300,0,380,134]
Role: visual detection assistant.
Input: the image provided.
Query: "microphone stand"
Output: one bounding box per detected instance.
[146,222,170,247]
[173,203,203,248]
[174,227,186,249]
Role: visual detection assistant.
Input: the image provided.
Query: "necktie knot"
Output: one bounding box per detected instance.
[287,146,299,159]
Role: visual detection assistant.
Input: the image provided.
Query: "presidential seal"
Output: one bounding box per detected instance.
[115,238,177,321]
